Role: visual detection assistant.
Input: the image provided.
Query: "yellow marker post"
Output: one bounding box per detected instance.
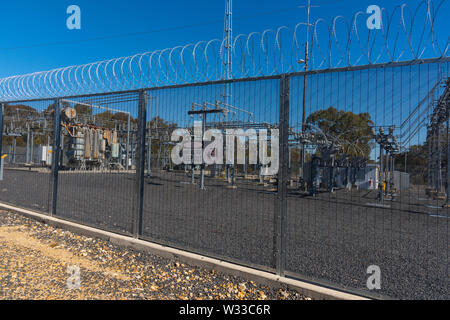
[0,154,5,181]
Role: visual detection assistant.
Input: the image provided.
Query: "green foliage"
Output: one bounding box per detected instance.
[149,116,175,130]
[74,104,92,116]
[148,116,178,159]
[306,107,374,158]
[84,111,138,128]
[4,104,38,117]
[395,137,448,185]
[45,101,71,113]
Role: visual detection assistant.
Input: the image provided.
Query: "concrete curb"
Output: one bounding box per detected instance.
[0,202,369,301]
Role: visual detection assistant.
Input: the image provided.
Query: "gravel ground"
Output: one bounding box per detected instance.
[0,169,448,299]
[0,209,309,300]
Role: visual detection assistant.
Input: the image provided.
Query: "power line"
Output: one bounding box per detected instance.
[0,6,308,51]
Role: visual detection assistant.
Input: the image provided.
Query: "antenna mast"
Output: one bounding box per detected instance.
[299,0,319,132]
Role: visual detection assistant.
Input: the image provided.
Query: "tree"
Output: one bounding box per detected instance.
[74,104,93,117]
[45,100,71,114]
[394,145,427,184]
[306,107,374,158]
[395,133,448,186]
[4,104,38,117]
[93,111,137,129]
[148,116,178,169]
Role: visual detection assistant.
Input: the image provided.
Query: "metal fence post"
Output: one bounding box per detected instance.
[51,99,61,216]
[133,90,147,237]
[274,74,290,276]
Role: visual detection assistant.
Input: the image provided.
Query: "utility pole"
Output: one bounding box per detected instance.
[299,0,319,131]
[299,0,319,187]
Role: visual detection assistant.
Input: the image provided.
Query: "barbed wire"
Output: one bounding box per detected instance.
[0,0,449,102]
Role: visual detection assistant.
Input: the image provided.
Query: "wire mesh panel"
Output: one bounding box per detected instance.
[141,78,281,270]
[54,92,140,235]
[0,100,53,212]
[286,61,450,299]
[0,58,448,299]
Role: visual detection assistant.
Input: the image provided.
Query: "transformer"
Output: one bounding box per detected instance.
[60,107,122,170]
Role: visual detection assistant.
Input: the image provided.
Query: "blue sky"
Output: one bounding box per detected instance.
[0,0,448,78]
